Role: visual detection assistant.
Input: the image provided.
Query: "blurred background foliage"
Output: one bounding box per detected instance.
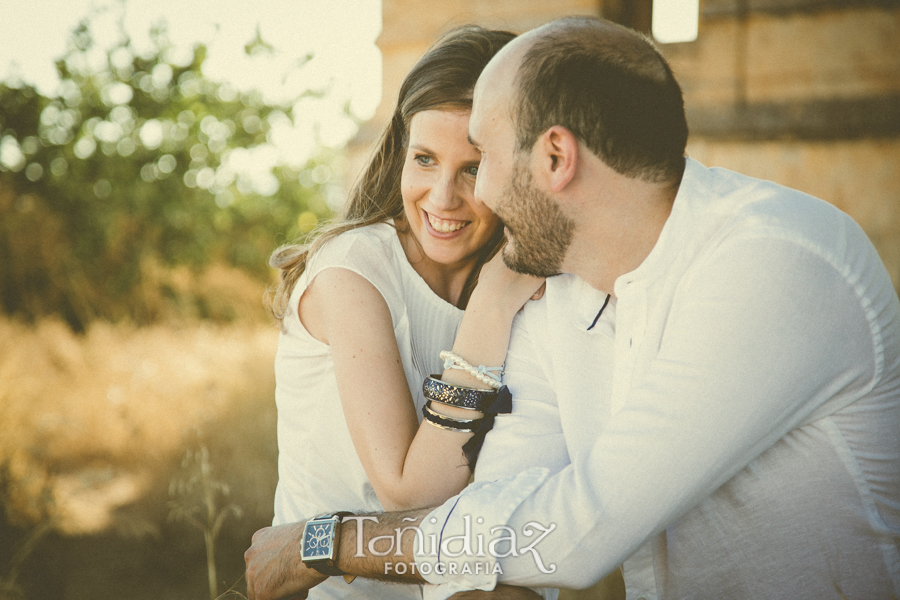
[0,18,339,330]
[0,13,346,597]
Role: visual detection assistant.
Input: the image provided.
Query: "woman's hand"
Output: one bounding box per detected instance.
[470,251,545,317]
[441,251,545,395]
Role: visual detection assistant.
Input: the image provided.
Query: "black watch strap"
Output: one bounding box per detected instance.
[310,563,347,576]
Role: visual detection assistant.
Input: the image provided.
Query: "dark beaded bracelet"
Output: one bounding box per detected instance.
[422,375,499,411]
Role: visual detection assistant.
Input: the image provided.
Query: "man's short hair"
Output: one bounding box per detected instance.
[513,16,688,184]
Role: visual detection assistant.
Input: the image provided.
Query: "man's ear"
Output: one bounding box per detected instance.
[539,125,578,193]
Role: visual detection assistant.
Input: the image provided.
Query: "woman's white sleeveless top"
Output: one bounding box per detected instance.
[273,223,464,599]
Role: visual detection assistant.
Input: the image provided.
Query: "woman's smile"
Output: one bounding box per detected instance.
[424,210,471,235]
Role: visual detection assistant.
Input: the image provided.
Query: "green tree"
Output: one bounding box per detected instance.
[0,19,339,329]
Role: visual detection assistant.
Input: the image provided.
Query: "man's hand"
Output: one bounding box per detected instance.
[245,522,328,600]
[449,585,542,599]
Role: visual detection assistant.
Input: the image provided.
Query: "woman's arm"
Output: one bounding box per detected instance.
[439,253,545,391]
[301,266,469,511]
[299,258,542,512]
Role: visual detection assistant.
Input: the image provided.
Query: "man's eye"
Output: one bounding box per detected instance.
[465,166,479,177]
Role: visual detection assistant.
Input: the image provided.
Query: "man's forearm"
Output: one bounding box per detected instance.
[246,508,542,599]
[245,510,431,600]
[337,509,431,583]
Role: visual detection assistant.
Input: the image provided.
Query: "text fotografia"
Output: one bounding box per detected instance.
[343,515,557,574]
[385,561,502,576]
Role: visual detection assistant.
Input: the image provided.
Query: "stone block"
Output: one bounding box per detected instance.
[745,7,900,102]
[664,19,745,106]
[663,6,900,108]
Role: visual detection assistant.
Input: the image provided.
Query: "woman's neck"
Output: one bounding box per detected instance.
[396,229,475,307]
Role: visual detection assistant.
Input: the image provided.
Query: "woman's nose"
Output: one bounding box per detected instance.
[429,174,462,210]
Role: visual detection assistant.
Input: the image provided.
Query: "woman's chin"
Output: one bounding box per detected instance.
[421,246,469,268]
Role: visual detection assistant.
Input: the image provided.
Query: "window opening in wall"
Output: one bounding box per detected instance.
[652,0,699,43]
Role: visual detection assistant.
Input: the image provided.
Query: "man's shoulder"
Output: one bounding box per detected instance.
[696,162,850,233]
[687,161,866,264]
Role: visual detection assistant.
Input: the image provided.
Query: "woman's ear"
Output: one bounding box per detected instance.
[539,125,579,193]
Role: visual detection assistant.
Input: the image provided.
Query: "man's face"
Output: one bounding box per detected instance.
[469,50,574,277]
[494,155,574,277]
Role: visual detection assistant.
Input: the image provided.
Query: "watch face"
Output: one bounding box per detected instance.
[301,518,336,561]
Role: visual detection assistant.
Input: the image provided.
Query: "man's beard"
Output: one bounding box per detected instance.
[497,158,575,278]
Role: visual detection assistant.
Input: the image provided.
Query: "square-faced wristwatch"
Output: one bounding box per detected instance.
[301,512,351,576]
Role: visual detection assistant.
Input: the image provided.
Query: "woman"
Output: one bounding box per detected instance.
[267,26,541,599]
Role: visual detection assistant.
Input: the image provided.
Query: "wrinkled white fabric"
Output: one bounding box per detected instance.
[417,159,900,599]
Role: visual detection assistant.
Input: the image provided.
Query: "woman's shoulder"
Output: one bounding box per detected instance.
[323,221,395,251]
[302,222,407,305]
[311,222,398,268]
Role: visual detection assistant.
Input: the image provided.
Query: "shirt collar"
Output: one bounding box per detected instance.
[546,273,616,334]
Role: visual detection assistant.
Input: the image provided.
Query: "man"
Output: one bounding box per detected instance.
[246,16,900,600]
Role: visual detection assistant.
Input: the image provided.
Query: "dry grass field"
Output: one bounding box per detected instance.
[0,315,281,599]
[0,313,621,599]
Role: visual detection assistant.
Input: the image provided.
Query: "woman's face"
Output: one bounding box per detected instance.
[400,109,500,273]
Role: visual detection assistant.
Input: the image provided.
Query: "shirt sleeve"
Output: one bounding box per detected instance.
[418,233,880,589]
[475,308,570,482]
[419,311,566,600]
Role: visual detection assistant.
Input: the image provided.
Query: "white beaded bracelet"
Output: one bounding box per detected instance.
[439,350,504,390]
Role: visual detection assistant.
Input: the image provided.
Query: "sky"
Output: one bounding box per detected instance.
[0,0,383,169]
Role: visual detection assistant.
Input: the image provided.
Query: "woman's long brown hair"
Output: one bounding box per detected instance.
[268,25,515,322]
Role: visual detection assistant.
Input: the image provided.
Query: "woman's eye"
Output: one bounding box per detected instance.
[415,154,433,166]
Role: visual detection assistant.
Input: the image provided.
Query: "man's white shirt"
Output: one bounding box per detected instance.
[417,158,900,599]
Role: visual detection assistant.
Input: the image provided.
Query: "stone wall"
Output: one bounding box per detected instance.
[348,0,900,289]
